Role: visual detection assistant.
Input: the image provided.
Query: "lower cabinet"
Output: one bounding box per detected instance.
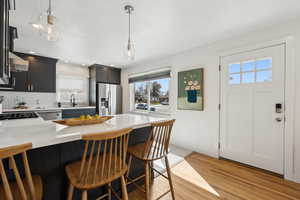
[62,108,96,119]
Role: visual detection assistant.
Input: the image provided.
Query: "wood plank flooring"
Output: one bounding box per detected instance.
[129,152,300,200]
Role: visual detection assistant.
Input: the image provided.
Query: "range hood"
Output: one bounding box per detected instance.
[9,52,29,72]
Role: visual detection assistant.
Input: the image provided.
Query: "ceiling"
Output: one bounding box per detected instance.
[10,0,300,67]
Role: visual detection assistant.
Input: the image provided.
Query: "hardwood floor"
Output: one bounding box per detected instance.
[129,152,300,200]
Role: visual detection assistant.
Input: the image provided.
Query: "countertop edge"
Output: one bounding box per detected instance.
[3,106,96,113]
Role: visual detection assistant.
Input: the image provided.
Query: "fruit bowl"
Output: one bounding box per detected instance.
[53,116,113,126]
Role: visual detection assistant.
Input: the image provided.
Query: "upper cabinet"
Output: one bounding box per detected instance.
[0,0,10,84]
[109,67,121,84]
[90,65,121,85]
[0,0,17,86]
[12,53,58,93]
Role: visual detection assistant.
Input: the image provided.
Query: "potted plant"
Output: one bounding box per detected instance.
[184,80,201,103]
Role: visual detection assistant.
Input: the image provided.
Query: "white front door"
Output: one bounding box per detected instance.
[220,44,285,174]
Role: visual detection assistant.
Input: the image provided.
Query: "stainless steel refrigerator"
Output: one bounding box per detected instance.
[97,83,122,115]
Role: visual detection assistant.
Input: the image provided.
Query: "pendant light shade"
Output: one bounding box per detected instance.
[30,14,43,33]
[39,12,59,41]
[40,0,59,41]
[125,5,135,61]
[29,0,43,32]
[30,0,59,41]
[127,38,135,60]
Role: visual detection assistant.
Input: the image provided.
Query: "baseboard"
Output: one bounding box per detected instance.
[293,176,300,184]
[194,149,219,159]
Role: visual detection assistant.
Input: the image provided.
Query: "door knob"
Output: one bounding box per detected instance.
[275,117,282,122]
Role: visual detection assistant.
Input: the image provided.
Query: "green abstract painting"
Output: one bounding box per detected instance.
[177,68,204,111]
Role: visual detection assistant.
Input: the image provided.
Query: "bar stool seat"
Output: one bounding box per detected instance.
[66,155,128,190]
[0,175,43,200]
[127,142,166,161]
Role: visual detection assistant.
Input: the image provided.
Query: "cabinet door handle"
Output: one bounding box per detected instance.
[28,84,30,91]
[31,84,34,91]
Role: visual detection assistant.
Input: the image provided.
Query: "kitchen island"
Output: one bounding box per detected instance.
[0,113,169,200]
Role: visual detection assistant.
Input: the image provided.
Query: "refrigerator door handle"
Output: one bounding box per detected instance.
[108,86,111,115]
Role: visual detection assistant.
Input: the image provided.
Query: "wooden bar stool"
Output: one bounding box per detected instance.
[65,128,132,200]
[0,143,43,200]
[126,119,176,200]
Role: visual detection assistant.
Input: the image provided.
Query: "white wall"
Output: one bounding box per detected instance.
[122,19,300,183]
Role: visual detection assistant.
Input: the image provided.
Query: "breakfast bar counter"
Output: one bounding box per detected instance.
[0,113,169,200]
[0,113,168,149]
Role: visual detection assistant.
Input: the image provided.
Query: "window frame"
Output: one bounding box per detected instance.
[228,57,273,85]
[131,77,171,115]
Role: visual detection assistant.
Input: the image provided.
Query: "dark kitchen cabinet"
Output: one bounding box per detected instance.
[10,71,27,91]
[110,67,121,84]
[90,65,121,84]
[29,58,56,92]
[96,66,109,83]
[0,0,10,84]
[13,52,57,93]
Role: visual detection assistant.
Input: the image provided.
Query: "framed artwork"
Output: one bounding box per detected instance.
[177,68,204,111]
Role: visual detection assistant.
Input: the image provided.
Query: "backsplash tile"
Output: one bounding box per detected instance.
[0,91,56,109]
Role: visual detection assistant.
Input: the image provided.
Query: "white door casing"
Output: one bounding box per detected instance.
[220,44,285,174]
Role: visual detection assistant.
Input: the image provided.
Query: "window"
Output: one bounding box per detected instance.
[57,75,89,103]
[228,58,272,85]
[134,81,148,110]
[130,70,171,114]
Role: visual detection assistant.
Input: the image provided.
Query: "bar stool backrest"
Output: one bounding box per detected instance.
[0,143,36,200]
[78,128,132,186]
[143,119,176,160]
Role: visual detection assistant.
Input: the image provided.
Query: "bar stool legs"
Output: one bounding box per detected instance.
[82,190,87,200]
[108,183,112,200]
[67,184,74,200]
[121,175,129,200]
[165,157,175,200]
[145,162,151,200]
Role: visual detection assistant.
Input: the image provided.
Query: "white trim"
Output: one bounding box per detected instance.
[283,36,296,182]
[218,36,297,182]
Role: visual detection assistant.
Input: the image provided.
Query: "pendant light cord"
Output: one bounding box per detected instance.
[128,9,131,43]
[48,0,52,14]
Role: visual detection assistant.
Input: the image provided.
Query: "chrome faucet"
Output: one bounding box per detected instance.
[70,94,77,107]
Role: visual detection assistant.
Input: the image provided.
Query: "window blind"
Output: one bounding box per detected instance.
[129,70,171,83]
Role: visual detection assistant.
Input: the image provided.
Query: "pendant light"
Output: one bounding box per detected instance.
[124,5,135,61]
[39,0,59,41]
[29,0,43,32]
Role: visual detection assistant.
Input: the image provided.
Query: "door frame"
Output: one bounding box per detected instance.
[218,36,297,182]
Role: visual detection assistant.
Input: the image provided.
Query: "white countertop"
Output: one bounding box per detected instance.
[0,113,169,149]
[3,106,96,113]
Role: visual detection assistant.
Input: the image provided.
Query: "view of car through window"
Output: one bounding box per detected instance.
[134,78,170,113]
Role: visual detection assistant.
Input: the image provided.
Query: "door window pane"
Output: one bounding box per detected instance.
[229,74,241,85]
[242,61,255,72]
[242,72,255,84]
[256,58,272,70]
[229,63,241,73]
[256,70,272,82]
